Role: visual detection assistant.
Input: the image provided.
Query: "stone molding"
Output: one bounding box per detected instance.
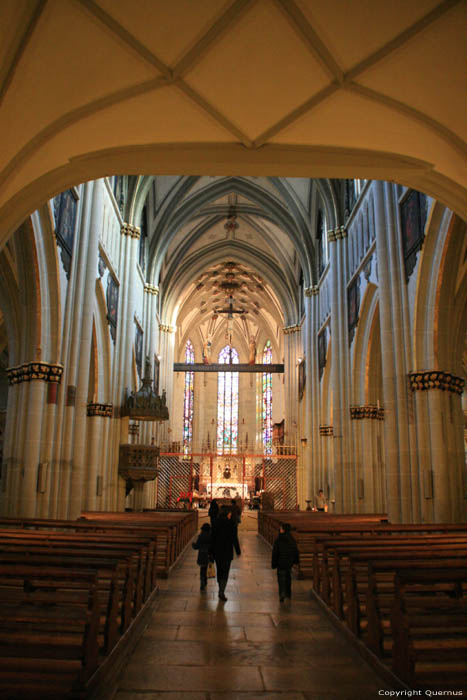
[121,223,140,239]
[350,404,385,420]
[87,402,113,418]
[304,286,319,296]
[327,226,347,243]
[283,324,301,335]
[409,370,464,395]
[144,283,159,295]
[159,323,174,333]
[319,425,333,436]
[6,361,63,385]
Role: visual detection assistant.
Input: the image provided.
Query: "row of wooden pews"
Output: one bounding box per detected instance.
[0,509,198,699]
[259,511,467,691]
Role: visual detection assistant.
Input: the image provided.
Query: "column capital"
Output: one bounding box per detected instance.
[350,404,385,420]
[121,223,141,239]
[409,370,464,395]
[159,323,174,333]
[144,283,159,295]
[87,402,113,418]
[304,285,319,297]
[6,361,63,385]
[327,226,347,243]
[283,324,301,335]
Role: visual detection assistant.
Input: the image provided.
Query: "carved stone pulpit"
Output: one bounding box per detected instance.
[118,444,160,511]
[120,355,169,510]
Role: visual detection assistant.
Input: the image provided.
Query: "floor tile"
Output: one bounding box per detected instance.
[112,527,394,699]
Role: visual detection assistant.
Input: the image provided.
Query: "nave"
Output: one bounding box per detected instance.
[112,513,391,699]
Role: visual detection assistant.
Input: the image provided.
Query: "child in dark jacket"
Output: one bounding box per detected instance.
[271,522,300,601]
[192,522,212,591]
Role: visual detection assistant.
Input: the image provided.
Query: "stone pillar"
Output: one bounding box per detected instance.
[55,182,94,517]
[304,286,320,506]
[4,362,64,517]
[409,371,465,522]
[158,323,175,447]
[85,403,113,511]
[283,325,301,450]
[142,283,159,445]
[37,381,61,518]
[374,182,414,522]
[0,382,21,516]
[68,181,104,519]
[328,227,352,512]
[111,221,141,512]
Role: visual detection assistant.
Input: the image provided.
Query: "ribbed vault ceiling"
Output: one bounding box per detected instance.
[0,0,465,244]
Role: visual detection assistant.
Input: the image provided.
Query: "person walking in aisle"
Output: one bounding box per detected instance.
[210,505,241,601]
[192,522,212,591]
[208,498,219,527]
[271,522,300,602]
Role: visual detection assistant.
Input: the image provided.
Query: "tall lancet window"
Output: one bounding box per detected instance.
[183,340,195,454]
[262,340,273,455]
[217,345,239,454]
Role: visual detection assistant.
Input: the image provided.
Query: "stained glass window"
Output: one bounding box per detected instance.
[262,340,273,455]
[217,345,239,454]
[183,340,194,455]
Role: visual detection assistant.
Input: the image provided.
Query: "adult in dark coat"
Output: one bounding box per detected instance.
[210,505,241,601]
[208,498,219,527]
[271,522,299,601]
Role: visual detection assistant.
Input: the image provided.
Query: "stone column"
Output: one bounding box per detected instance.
[0,382,21,516]
[68,181,104,519]
[303,286,320,506]
[329,227,352,512]
[55,182,94,518]
[85,403,113,510]
[37,380,61,518]
[142,283,159,446]
[283,325,301,450]
[410,371,465,522]
[374,182,414,522]
[4,362,64,517]
[111,221,140,512]
[158,323,175,447]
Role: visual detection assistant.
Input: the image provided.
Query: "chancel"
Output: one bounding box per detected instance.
[0,1,465,698]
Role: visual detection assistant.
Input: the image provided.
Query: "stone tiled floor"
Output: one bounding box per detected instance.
[113,512,393,700]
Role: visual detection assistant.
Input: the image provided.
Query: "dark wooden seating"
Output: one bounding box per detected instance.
[259,511,467,690]
[0,509,198,698]
[0,564,100,699]
[391,566,467,690]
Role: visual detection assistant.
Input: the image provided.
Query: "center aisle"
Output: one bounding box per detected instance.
[113,512,391,699]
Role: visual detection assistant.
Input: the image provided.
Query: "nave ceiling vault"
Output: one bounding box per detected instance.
[0,0,465,246]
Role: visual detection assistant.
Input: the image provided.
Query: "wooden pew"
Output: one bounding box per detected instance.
[79,510,198,576]
[391,566,467,690]
[0,564,100,699]
[259,512,467,690]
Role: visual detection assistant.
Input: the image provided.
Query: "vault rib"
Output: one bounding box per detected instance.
[0,77,170,191]
[173,0,258,78]
[346,82,467,157]
[176,80,252,147]
[345,0,463,82]
[77,0,173,79]
[0,0,47,106]
[253,83,340,147]
[274,0,344,83]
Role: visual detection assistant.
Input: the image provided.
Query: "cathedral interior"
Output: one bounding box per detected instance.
[0,1,466,697]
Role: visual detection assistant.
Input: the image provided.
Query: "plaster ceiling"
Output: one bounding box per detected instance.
[0,0,466,243]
